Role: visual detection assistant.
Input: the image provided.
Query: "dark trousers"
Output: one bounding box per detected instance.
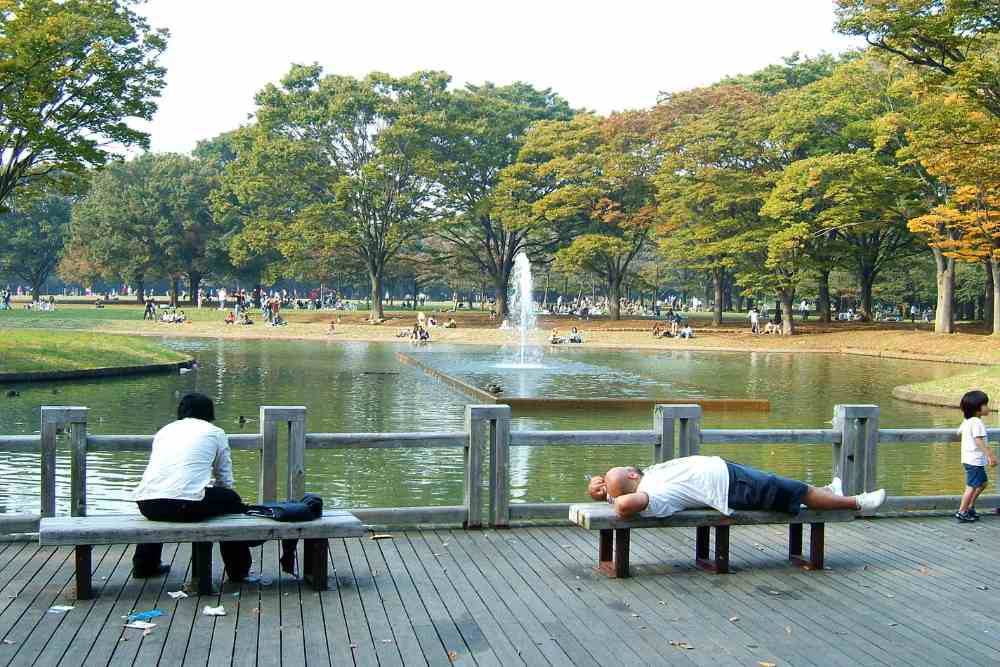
[134,487,253,580]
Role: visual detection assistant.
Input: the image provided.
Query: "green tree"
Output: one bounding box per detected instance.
[0,192,71,299]
[0,0,167,208]
[651,85,775,326]
[220,65,447,321]
[429,82,572,319]
[835,0,1000,119]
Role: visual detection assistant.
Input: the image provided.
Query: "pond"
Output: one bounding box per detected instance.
[0,337,991,514]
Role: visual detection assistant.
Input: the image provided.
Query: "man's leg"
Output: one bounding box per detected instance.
[801,487,860,511]
[190,487,253,582]
[133,499,183,577]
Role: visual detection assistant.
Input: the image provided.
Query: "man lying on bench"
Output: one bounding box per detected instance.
[587,455,887,519]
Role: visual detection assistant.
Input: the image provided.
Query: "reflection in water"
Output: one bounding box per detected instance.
[0,338,994,514]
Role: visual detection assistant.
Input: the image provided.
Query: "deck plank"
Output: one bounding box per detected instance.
[1,520,1000,666]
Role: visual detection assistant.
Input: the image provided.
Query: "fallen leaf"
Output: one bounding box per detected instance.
[448,650,459,661]
[759,662,777,667]
[917,565,930,576]
[784,626,792,637]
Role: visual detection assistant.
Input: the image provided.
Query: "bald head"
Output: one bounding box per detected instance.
[605,466,642,498]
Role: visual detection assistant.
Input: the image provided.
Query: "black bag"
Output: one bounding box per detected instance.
[245,493,323,522]
[244,494,324,576]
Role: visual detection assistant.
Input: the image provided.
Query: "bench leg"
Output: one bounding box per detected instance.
[788,523,804,564]
[192,542,213,596]
[809,523,825,570]
[75,546,93,600]
[303,539,328,591]
[695,526,729,573]
[595,528,630,578]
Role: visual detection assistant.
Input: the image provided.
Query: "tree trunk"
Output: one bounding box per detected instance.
[712,269,724,327]
[984,260,995,333]
[817,269,831,323]
[169,277,180,308]
[933,248,956,334]
[31,280,41,302]
[493,262,513,321]
[369,269,384,322]
[135,278,145,305]
[780,288,796,336]
[991,257,1000,337]
[859,271,875,320]
[188,272,202,307]
[608,276,622,321]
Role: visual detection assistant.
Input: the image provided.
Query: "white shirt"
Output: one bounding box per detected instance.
[960,417,989,466]
[638,456,731,518]
[133,418,235,501]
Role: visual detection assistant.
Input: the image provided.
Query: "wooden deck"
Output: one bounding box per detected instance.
[0,517,999,666]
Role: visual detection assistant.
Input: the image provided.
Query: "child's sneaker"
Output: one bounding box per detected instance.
[955,510,976,523]
[968,507,980,521]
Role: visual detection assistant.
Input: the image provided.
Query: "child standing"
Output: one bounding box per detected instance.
[956,390,994,522]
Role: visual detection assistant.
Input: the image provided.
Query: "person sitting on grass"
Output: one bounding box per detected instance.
[239,312,254,325]
[679,324,694,339]
[586,456,886,520]
[568,327,583,343]
[224,311,236,325]
[652,323,664,338]
[955,390,994,523]
[444,318,457,329]
[327,320,336,335]
[550,328,564,344]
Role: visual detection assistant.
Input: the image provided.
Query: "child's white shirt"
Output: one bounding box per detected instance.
[959,417,988,466]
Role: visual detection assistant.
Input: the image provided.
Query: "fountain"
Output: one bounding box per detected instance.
[501,251,542,369]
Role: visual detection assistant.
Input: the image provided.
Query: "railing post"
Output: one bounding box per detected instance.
[287,408,307,500]
[40,406,88,518]
[258,406,306,502]
[466,405,511,529]
[39,408,59,518]
[68,409,89,517]
[464,406,486,529]
[833,405,880,495]
[653,405,702,463]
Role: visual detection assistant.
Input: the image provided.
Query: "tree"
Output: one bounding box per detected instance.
[835,0,1000,120]
[223,65,447,321]
[519,113,657,320]
[0,193,70,299]
[651,85,775,326]
[429,82,573,319]
[0,0,167,208]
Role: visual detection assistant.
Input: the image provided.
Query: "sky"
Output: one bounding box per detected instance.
[132,0,862,154]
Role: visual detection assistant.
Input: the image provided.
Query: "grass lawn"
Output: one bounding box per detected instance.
[900,366,1000,407]
[0,329,190,374]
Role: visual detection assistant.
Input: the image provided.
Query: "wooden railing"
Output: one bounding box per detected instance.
[1,403,998,532]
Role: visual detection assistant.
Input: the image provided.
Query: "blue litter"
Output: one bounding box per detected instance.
[126,610,164,622]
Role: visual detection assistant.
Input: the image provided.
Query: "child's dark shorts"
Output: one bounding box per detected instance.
[964,464,988,488]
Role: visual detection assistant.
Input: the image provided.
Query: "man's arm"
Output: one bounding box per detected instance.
[612,492,649,520]
[213,433,236,489]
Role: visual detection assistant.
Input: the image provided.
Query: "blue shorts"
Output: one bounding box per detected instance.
[726,461,810,514]
[964,464,988,488]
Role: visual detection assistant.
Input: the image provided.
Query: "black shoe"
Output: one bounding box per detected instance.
[968,507,980,520]
[955,511,975,523]
[133,564,170,578]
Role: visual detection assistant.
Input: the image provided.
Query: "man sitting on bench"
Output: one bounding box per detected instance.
[131,393,256,581]
[587,455,887,519]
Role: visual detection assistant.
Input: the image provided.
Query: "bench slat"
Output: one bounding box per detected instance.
[569,503,855,530]
[39,511,366,546]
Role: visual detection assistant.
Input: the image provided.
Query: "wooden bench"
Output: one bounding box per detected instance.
[39,511,366,599]
[569,503,856,578]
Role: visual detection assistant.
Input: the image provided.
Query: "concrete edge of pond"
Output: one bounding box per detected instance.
[891,384,999,413]
[0,357,194,384]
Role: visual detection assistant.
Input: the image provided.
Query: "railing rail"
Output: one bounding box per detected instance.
[1,403,998,533]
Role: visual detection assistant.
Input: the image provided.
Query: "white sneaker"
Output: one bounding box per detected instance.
[823,477,844,497]
[855,489,886,514]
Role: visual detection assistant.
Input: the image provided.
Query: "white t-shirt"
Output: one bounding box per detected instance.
[637,456,731,518]
[133,418,235,501]
[960,417,989,466]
